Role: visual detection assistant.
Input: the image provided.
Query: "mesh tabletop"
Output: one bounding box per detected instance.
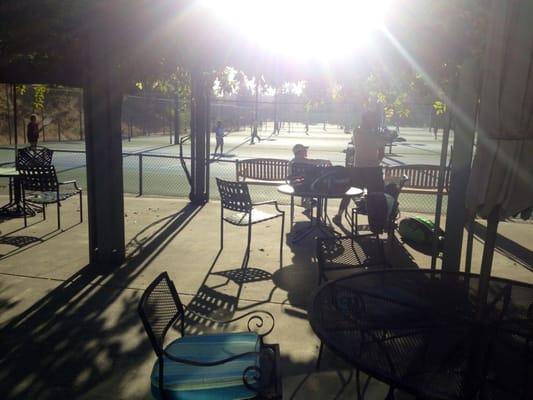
[277,184,363,199]
[308,269,533,400]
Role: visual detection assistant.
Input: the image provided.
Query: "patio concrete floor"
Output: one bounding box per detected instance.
[0,194,531,399]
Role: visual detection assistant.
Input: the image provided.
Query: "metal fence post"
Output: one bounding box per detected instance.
[138,153,143,196]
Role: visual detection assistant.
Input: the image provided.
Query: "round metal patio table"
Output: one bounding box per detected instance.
[308,269,533,399]
[0,167,28,218]
[278,183,363,243]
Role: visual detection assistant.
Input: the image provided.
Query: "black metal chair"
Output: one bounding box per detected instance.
[216,178,285,269]
[351,175,408,239]
[19,165,82,230]
[138,272,282,400]
[315,235,388,375]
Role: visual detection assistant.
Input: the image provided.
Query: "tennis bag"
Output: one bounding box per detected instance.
[398,216,444,246]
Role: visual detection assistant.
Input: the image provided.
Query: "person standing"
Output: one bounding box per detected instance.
[214,121,225,156]
[333,110,385,225]
[251,121,261,144]
[26,114,41,149]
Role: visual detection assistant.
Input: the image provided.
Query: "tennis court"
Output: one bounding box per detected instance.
[0,123,451,213]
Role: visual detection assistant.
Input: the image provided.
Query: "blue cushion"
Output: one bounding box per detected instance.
[151,332,260,400]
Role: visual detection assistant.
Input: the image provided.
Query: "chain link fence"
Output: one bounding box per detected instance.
[2,145,532,222]
[1,145,449,214]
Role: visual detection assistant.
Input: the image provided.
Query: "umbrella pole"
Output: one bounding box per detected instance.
[476,207,499,320]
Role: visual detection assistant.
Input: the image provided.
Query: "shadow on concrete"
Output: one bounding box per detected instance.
[0,221,79,261]
[470,220,533,272]
[179,239,280,337]
[0,235,43,247]
[0,202,202,400]
[272,225,322,312]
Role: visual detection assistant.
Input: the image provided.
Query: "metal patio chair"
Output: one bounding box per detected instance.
[351,175,408,239]
[19,165,82,230]
[314,234,388,373]
[138,272,282,400]
[216,178,285,269]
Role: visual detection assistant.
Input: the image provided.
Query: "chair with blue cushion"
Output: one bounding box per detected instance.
[138,272,282,400]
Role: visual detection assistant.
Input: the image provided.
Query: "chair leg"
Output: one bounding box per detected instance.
[279,213,285,269]
[351,208,355,236]
[352,208,360,236]
[220,210,224,251]
[316,341,324,370]
[290,195,294,231]
[57,202,61,230]
[244,221,252,268]
[79,191,83,223]
[385,386,396,400]
[23,199,27,228]
[356,368,373,400]
[43,204,46,221]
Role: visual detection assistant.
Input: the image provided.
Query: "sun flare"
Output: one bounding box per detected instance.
[202,0,391,60]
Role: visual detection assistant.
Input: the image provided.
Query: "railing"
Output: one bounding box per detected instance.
[0,145,460,214]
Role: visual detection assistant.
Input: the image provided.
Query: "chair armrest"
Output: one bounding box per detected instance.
[163,348,261,366]
[252,200,284,214]
[252,200,277,206]
[186,309,275,339]
[0,161,15,167]
[59,180,82,191]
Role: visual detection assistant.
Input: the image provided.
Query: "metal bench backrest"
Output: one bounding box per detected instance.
[384,164,451,191]
[236,158,289,182]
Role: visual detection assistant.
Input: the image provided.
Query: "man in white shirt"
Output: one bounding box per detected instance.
[333,111,385,225]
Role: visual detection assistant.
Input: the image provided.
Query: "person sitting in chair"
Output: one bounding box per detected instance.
[288,144,331,216]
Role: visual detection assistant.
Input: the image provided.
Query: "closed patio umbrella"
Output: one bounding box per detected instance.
[466,0,533,314]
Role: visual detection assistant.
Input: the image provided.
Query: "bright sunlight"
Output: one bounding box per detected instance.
[202,0,391,60]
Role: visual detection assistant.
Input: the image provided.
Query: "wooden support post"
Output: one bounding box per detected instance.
[83,10,125,266]
[443,59,480,271]
[189,70,210,204]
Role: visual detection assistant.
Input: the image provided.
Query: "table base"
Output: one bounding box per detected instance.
[291,219,339,243]
[290,199,340,243]
[0,202,37,218]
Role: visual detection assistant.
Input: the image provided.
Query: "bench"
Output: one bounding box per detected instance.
[236,158,289,185]
[384,164,451,195]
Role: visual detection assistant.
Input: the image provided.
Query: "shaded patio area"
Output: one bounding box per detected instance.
[0,195,531,399]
